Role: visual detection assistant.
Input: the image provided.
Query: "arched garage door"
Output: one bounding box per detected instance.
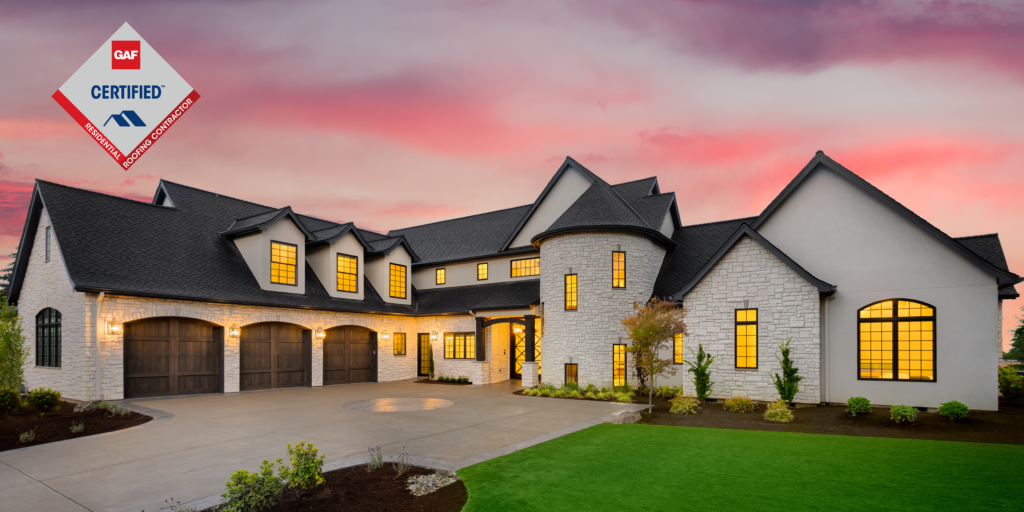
[124,318,223,399]
[240,323,311,391]
[323,326,377,385]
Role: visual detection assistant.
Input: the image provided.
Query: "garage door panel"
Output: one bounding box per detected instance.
[124,317,221,399]
[178,340,218,373]
[125,340,170,374]
[126,320,169,339]
[129,376,170,397]
[178,321,214,340]
[178,375,219,394]
[241,341,272,373]
[241,372,272,390]
[323,327,376,386]
[240,323,309,391]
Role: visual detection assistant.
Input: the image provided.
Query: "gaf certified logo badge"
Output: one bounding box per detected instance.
[53,22,199,170]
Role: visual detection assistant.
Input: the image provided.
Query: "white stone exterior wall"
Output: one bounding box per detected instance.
[675,236,821,403]
[540,232,666,388]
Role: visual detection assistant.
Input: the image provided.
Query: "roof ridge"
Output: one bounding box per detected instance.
[955,233,999,240]
[311,222,354,234]
[388,203,531,233]
[679,216,759,229]
[233,207,287,222]
[612,176,658,187]
[159,179,280,211]
[37,180,170,209]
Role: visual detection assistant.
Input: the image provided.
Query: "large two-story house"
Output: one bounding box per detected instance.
[8,152,1018,409]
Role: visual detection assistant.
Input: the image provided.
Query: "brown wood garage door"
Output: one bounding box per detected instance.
[240,323,310,391]
[124,318,223,399]
[323,326,377,385]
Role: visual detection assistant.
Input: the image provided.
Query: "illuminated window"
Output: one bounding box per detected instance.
[444,332,475,359]
[612,251,626,288]
[477,263,488,280]
[45,227,51,261]
[859,300,935,381]
[735,309,758,369]
[674,332,684,364]
[565,274,578,310]
[393,333,406,356]
[613,344,627,387]
[270,241,297,285]
[565,363,578,386]
[36,308,61,367]
[436,268,445,285]
[337,254,358,293]
[511,257,540,277]
[389,263,406,299]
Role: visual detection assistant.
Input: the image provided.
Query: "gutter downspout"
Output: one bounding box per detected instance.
[95,292,104,401]
[823,293,836,405]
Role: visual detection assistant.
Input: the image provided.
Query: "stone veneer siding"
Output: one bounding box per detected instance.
[678,235,821,403]
[540,231,666,388]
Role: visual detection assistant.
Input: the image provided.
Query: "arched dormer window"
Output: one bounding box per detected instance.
[858,300,935,381]
[36,308,61,367]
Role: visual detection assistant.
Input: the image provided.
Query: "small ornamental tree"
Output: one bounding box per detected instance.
[685,344,715,401]
[428,348,435,380]
[770,338,803,405]
[1006,310,1024,361]
[0,299,27,392]
[621,298,686,408]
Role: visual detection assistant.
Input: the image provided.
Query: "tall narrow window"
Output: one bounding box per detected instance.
[565,363,578,386]
[613,344,627,387]
[565,274,578,310]
[337,254,358,293]
[858,299,935,381]
[389,263,407,299]
[270,241,297,285]
[393,333,406,356]
[45,226,51,261]
[36,308,61,367]
[735,309,758,369]
[612,251,626,288]
[674,332,684,364]
[444,333,475,359]
[436,268,446,285]
[511,257,540,277]
[477,263,488,280]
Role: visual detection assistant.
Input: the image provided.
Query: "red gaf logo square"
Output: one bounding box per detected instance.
[111,40,141,69]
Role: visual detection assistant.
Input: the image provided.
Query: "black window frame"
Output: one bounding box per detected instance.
[510,257,541,278]
[477,262,488,281]
[613,344,627,387]
[612,251,626,288]
[389,263,407,299]
[393,332,407,356]
[443,332,476,359]
[336,253,358,293]
[857,299,937,383]
[565,274,578,311]
[36,308,61,367]
[45,226,51,261]
[436,268,446,285]
[735,308,758,369]
[565,363,578,386]
[270,240,298,286]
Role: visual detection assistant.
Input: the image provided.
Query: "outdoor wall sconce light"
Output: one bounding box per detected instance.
[379,329,390,341]
[513,326,523,334]
[228,325,240,338]
[105,317,123,336]
[314,327,326,341]
[430,330,438,342]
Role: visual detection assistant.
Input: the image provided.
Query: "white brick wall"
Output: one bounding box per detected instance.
[680,236,821,403]
[540,232,665,388]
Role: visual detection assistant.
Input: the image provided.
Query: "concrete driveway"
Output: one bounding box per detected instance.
[0,380,642,512]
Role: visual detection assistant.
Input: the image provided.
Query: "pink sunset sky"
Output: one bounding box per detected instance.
[1,1,1023,347]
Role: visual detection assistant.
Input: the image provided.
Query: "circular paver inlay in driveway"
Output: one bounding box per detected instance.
[345,398,455,412]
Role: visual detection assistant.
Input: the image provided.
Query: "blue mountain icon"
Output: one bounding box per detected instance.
[103,110,146,127]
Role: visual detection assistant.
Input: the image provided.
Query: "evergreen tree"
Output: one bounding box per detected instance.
[1007,311,1024,361]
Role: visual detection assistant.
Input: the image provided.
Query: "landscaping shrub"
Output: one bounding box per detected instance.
[280,441,325,496]
[890,405,918,425]
[538,383,557,397]
[19,430,35,443]
[655,385,681,399]
[568,388,583,399]
[722,396,756,413]
[164,497,198,512]
[846,397,871,416]
[615,390,633,403]
[0,301,27,392]
[522,387,538,396]
[0,387,19,415]
[428,349,435,380]
[998,367,1024,404]
[27,387,61,416]
[770,337,803,404]
[938,401,969,421]
[684,344,715,401]
[763,400,793,423]
[366,446,384,470]
[70,422,84,433]
[393,449,411,480]
[458,376,469,384]
[669,395,700,415]
[220,459,285,512]
[97,401,131,417]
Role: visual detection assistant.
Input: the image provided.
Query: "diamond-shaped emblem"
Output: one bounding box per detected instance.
[53,22,199,171]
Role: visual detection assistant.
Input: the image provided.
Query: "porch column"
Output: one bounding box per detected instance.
[524,315,535,362]
[472,317,489,386]
[475,317,485,361]
[521,315,539,387]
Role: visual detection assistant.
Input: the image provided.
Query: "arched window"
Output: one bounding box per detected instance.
[36,308,61,367]
[858,300,935,381]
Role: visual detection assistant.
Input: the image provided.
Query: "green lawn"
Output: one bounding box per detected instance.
[458,423,1021,511]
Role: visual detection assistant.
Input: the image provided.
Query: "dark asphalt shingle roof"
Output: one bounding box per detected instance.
[652,217,757,298]
[955,234,1019,299]
[416,280,540,313]
[547,181,651,232]
[387,204,532,265]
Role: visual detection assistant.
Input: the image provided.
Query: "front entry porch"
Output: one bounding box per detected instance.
[470,313,542,387]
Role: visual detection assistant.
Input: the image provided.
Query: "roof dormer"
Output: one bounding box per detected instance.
[223,207,312,295]
[306,223,370,301]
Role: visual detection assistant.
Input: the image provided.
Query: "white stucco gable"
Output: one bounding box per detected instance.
[505,159,595,249]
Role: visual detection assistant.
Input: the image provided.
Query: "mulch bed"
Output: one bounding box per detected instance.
[258,465,467,512]
[0,400,151,452]
[640,396,1024,445]
[512,389,631,403]
[416,379,471,386]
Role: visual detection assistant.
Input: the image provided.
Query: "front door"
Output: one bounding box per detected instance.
[417,334,431,377]
[510,326,525,379]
